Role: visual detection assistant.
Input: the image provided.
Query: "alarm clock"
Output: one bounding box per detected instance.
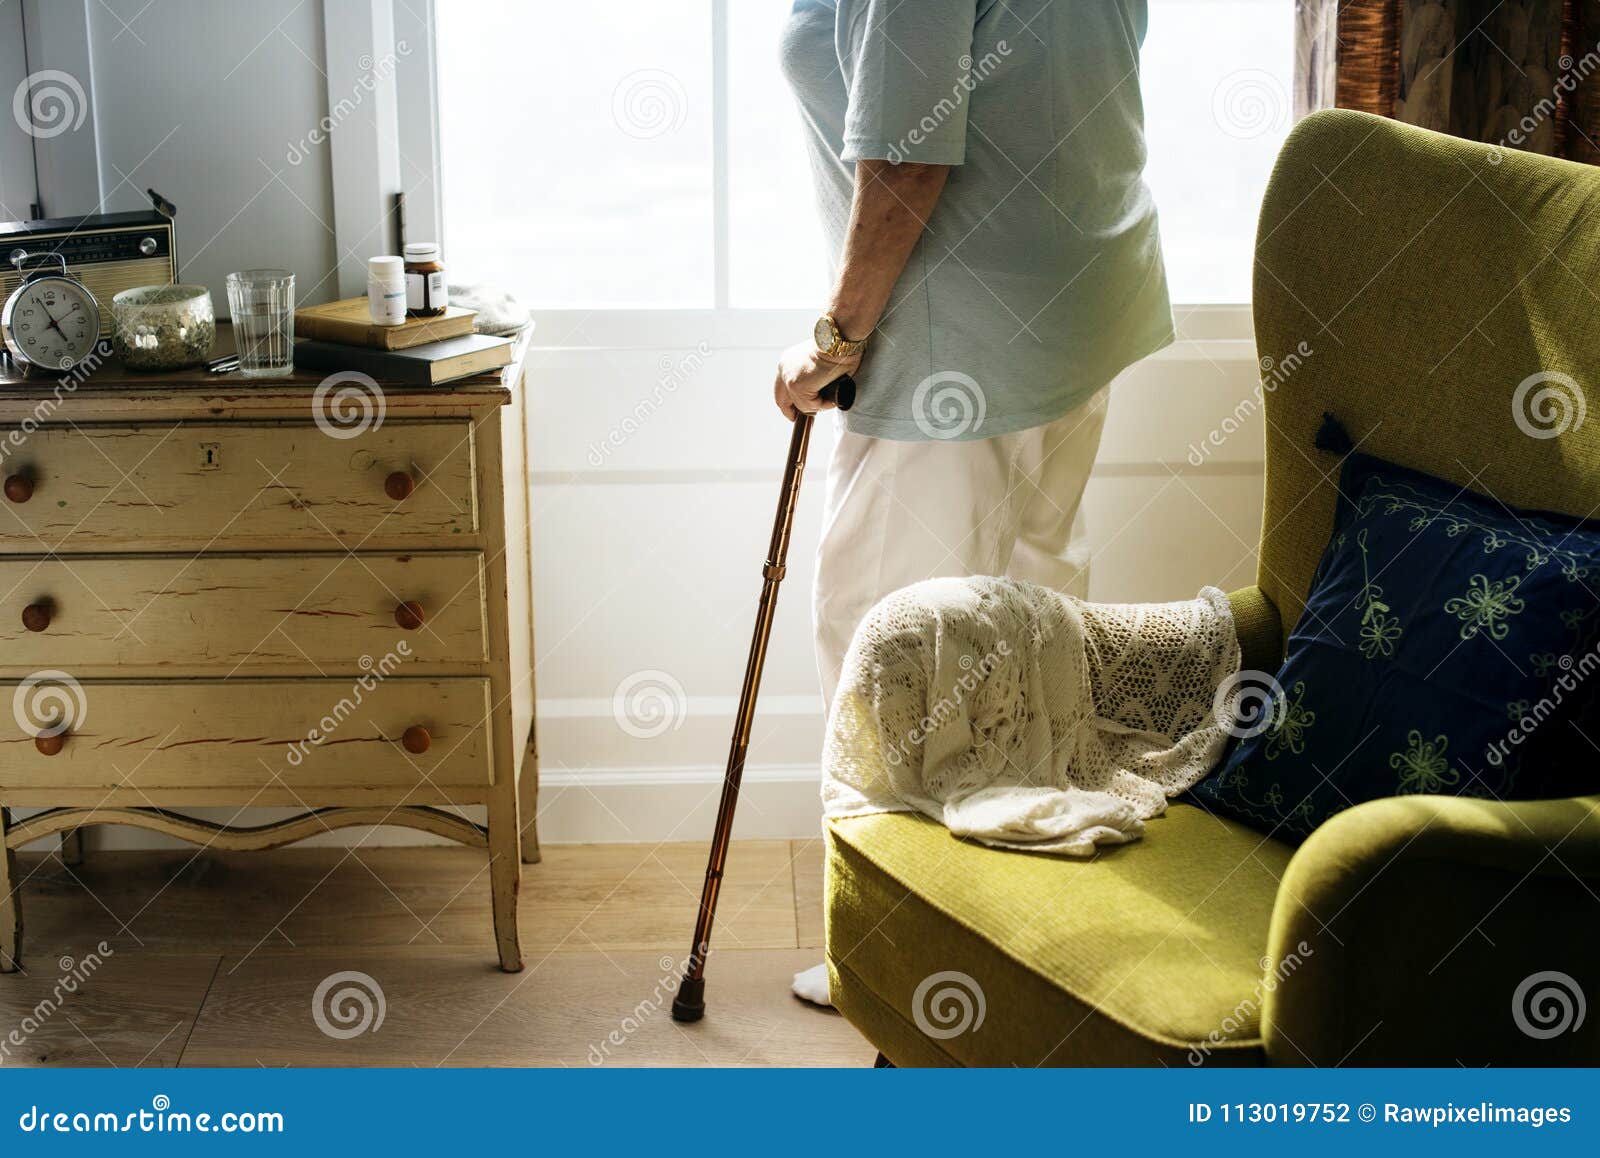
[1,250,102,374]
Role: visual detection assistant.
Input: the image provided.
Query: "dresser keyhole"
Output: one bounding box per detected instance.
[200,442,221,471]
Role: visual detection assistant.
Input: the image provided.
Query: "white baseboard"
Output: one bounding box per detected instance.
[535,765,824,844]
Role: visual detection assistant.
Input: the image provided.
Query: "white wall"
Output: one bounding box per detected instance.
[525,312,1266,843]
[27,0,344,308]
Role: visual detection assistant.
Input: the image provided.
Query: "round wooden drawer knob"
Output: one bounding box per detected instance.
[34,732,65,756]
[21,603,51,632]
[402,725,431,755]
[394,600,426,630]
[385,471,416,501]
[4,474,32,504]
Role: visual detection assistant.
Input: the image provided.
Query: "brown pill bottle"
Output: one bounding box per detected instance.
[403,242,448,317]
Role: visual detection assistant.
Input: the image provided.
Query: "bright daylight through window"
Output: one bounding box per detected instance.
[438,0,1295,311]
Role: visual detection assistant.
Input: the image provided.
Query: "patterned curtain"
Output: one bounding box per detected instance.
[1296,0,1600,162]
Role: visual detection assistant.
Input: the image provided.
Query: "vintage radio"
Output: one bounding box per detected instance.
[0,199,177,340]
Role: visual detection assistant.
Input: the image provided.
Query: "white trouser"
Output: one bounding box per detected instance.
[812,385,1111,708]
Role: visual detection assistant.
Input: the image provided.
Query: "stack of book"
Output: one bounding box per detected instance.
[292,299,514,384]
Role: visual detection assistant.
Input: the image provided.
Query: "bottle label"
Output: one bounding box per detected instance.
[369,285,406,325]
[406,270,448,311]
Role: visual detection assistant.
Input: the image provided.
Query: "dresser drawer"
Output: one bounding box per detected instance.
[0,677,492,789]
[0,552,487,671]
[0,421,477,551]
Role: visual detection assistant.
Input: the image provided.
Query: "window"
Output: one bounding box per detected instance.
[1141,1,1295,304]
[437,0,1295,311]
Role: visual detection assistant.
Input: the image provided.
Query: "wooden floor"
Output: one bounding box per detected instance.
[0,838,872,1067]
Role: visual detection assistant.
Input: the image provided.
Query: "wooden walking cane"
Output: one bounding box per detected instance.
[671,374,856,1022]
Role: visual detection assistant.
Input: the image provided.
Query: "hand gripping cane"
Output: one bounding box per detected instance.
[671,374,856,1022]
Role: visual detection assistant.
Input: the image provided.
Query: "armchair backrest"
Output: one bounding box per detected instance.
[1252,109,1600,637]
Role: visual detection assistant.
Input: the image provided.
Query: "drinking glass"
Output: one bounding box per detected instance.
[225,269,295,377]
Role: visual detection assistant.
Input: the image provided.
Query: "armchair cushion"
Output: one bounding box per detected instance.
[1192,450,1600,842]
[825,804,1291,1067]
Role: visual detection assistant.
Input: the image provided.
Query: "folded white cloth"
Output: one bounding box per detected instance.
[823,577,1239,855]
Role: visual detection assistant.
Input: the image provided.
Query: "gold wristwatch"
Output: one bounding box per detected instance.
[813,314,869,358]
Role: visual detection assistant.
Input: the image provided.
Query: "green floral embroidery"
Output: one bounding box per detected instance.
[1353,530,1402,659]
[1390,730,1458,794]
[1506,699,1531,722]
[1531,653,1561,679]
[1443,573,1526,640]
[1364,481,1593,583]
[1561,608,1587,633]
[1263,681,1316,761]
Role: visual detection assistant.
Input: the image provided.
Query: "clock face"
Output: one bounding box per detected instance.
[3,276,100,371]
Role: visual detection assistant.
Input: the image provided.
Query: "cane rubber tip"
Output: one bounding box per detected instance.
[671,977,706,1022]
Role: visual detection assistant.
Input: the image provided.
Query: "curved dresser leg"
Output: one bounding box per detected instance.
[518,725,541,865]
[489,792,524,973]
[1,809,21,973]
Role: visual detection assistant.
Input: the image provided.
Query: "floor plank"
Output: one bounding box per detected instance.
[181,948,871,1067]
[0,951,218,1068]
[792,837,826,950]
[14,840,798,959]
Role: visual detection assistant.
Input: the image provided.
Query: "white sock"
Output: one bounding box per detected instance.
[791,961,833,1007]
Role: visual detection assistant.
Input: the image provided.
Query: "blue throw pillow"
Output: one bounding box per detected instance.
[1189,449,1600,842]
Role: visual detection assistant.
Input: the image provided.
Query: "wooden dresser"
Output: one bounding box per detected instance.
[0,329,539,973]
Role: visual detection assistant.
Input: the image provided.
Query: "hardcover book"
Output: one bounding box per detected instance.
[294,298,476,350]
[292,333,513,385]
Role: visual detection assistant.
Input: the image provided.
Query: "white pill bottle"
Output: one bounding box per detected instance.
[367,255,407,326]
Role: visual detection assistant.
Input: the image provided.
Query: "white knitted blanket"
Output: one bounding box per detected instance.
[823,577,1239,855]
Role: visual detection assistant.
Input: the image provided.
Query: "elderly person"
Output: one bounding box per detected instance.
[776,0,1173,1005]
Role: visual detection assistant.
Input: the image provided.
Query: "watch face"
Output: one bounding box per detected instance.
[813,316,834,350]
[4,276,100,371]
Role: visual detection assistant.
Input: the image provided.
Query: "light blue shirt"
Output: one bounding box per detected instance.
[781,0,1173,441]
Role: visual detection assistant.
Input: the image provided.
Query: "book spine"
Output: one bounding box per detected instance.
[297,318,384,348]
[291,342,433,384]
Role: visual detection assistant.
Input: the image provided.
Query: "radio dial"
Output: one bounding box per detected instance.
[139,237,158,256]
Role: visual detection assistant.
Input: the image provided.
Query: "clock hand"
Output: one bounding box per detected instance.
[38,305,70,340]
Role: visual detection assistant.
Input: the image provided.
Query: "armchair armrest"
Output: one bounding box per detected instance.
[1225,585,1282,673]
[1261,792,1600,1065]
